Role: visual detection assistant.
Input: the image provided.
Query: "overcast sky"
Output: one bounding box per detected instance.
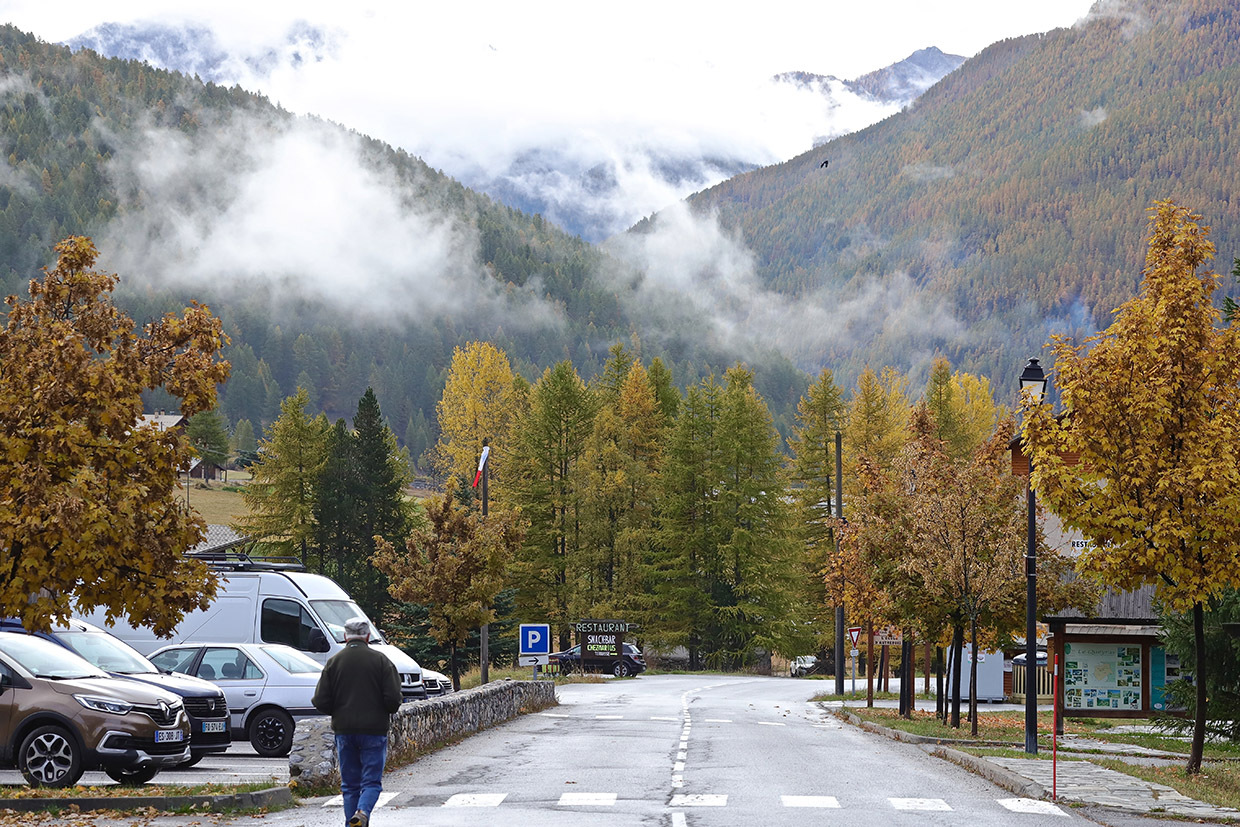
[5,1,1100,176]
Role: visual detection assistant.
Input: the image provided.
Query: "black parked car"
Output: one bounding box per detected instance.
[549,643,646,677]
[0,618,230,767]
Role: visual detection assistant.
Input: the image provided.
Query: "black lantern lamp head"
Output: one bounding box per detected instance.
[1020,358,1048,403]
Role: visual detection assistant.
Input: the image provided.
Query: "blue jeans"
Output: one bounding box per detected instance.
[335,733,388,823]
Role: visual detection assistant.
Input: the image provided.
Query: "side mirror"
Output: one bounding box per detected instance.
[308,628,330,653]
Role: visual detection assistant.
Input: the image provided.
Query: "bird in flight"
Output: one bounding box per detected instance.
[820,159,829,168]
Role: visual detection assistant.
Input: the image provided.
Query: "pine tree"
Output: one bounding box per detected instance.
[509,361,595,648]
[786,369,847,657]
[348,388,412,622]
[232,418,258,455]
[187,407,230,482]
[233,388,329,562]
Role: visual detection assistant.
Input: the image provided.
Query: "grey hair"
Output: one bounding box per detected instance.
[344,618,371,640]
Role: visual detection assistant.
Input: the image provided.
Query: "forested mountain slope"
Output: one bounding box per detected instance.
[684,0,1240,384]
[0,25,807,458]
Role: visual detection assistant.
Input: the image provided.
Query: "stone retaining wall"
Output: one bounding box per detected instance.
[289,679,557,787]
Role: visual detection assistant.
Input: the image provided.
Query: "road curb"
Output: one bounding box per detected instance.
[831,709,1046,799]
[0,784,292,813]
[922,744,1047,800]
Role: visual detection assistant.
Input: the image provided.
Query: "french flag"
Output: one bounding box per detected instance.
[472,445,491,488]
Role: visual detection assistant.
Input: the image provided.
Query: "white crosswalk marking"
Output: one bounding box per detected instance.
[558,792,617,806]
[650,716,680,721]
[998,798,1070,816]
[704,718,732,722]
[890,797,952,811]
[323,791,398,808]
[443,793,508,807]
[781,795,841,808]
[757,721,786,726]
[670,794,727,806]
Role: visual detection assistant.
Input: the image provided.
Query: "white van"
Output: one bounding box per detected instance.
[82,562,427,700]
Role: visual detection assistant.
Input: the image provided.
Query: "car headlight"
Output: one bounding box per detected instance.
[74,694,133,715]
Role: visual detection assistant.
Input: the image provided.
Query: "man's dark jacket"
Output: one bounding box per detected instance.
[312,639,403,735]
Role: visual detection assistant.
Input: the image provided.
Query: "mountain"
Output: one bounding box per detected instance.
[774,47,967,109]
[58,22,963,242]
[0,24,809,459]
[675,0,1240,387]
[67,21,338,84]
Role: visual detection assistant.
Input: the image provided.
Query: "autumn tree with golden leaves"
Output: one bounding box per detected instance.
[1022,202,1240,773]
[0,237,230,634]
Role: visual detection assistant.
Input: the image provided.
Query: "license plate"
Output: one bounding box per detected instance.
[154,730,185,743]
[201,721,226,733]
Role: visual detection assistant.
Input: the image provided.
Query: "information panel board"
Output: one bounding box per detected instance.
[1063,642,1143,710]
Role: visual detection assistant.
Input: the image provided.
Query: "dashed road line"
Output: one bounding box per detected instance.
[671,794,728,807]
[558,792,617,806]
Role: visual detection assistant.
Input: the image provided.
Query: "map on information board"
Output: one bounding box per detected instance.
[1063,643,1142,710]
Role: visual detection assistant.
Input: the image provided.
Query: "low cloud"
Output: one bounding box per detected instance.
[902,163,956,182]
[96,110,564,331]
[1078,106,1107,128]
[604,202,966,371]
[1076,0,1151,39]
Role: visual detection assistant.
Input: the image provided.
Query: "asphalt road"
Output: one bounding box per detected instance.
[216,674,1095,827]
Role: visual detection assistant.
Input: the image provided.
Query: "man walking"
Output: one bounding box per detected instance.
[312,617,403,827]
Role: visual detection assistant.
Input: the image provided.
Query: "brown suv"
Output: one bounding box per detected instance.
[0,634,190,786]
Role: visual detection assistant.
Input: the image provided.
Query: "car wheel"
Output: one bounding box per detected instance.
[250,708,295,757]
[105,765,160,785]
[18,725,83,787]
[612,661,630,678]
[173,754,205,769]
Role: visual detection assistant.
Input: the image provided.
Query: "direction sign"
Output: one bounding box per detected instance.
[519,623,551,655]
[874,625,903,646]
[848,626,862,647]
[519,654,550,666]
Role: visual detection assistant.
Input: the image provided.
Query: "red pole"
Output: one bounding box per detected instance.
[1052,651,1059,801]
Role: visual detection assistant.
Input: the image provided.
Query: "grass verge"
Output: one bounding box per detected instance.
[0,780,277,800]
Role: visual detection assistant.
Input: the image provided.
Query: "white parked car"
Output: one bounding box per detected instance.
[149,642,324,757]
[790,655,819,677]
[422,668,454,695]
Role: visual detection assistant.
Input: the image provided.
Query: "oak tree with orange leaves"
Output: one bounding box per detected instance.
[1022,202,1240,774]
[0,237,230,635]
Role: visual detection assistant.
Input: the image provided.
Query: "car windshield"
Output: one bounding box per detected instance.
[57,630,156,674]
[310,600,384,644]
[0,634,107,679]
[262,646,324,674]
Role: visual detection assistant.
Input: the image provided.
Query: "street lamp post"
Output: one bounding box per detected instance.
[478,438,491,685]
[834,430,845,696]
[1019,358,1048,755]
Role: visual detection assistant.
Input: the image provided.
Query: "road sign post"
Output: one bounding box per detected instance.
[520,623,551,679]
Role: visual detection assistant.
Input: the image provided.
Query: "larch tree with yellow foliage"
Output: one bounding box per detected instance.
[433,342,523,489]
[1022,202,1240,774]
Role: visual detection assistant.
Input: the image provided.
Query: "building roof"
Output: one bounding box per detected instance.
[140,413,185,431]
[1047,582,1158,624]
[189,524,248,556]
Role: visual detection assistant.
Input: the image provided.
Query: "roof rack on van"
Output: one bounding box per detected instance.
[188,547,306,572]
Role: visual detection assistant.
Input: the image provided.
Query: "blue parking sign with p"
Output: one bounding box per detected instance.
[520,623,551,655]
